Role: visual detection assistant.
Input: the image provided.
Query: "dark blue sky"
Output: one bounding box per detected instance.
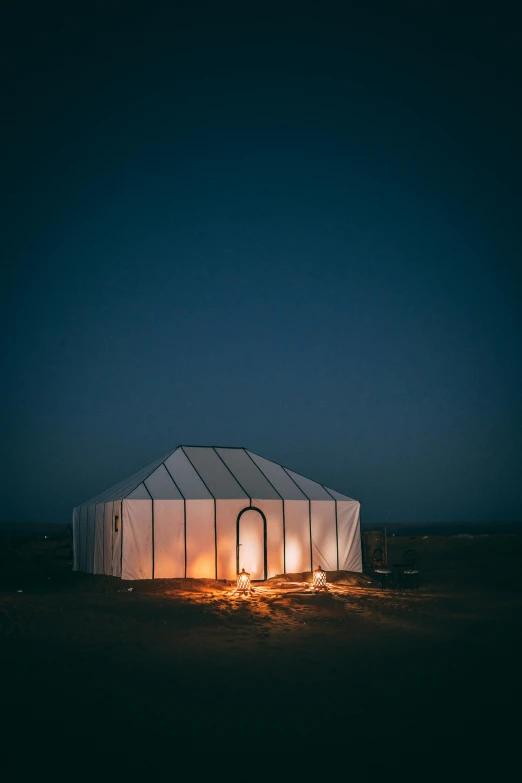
[3,4,521,524]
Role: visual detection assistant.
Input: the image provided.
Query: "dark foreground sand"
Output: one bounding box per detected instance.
[1,532,521,764]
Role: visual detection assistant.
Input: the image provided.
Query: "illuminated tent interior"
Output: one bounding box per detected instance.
[72,446,362,581]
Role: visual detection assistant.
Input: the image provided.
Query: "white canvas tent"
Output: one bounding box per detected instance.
[72,446,362,581]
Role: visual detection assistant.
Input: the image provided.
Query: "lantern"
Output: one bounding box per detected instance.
[312,565,327,591]
[236,568,251,594]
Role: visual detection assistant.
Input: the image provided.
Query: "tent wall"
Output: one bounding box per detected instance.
[103,502,113,576]
[94,504,105,574]
[283,499,311,573]
[79,505,88,572]
[112,501,122,577]
[80,505,86,572]
[185,498,215,578]
[311,500,338,571]
[337,500,362,572]
[154,499,185,578]
[73,496,362,579]
[74,500,123,577]
[72,508,79,571]
[86,505,95,574]
[122,499,152,580]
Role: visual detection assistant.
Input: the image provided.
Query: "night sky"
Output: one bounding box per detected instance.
[3,4,521,525]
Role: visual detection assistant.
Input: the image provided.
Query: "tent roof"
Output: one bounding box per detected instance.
[79,446,356,506]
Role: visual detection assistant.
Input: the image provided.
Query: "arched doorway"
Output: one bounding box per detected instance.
[236,507,267,581]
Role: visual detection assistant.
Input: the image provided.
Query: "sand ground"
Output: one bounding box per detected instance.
[1,533,521,765]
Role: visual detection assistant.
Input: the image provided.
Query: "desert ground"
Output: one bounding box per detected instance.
[1,530,521,762]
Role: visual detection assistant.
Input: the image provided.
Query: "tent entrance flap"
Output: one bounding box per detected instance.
[237,507,267,580]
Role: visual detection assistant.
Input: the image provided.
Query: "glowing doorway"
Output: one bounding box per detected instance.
[236,507,267,581]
